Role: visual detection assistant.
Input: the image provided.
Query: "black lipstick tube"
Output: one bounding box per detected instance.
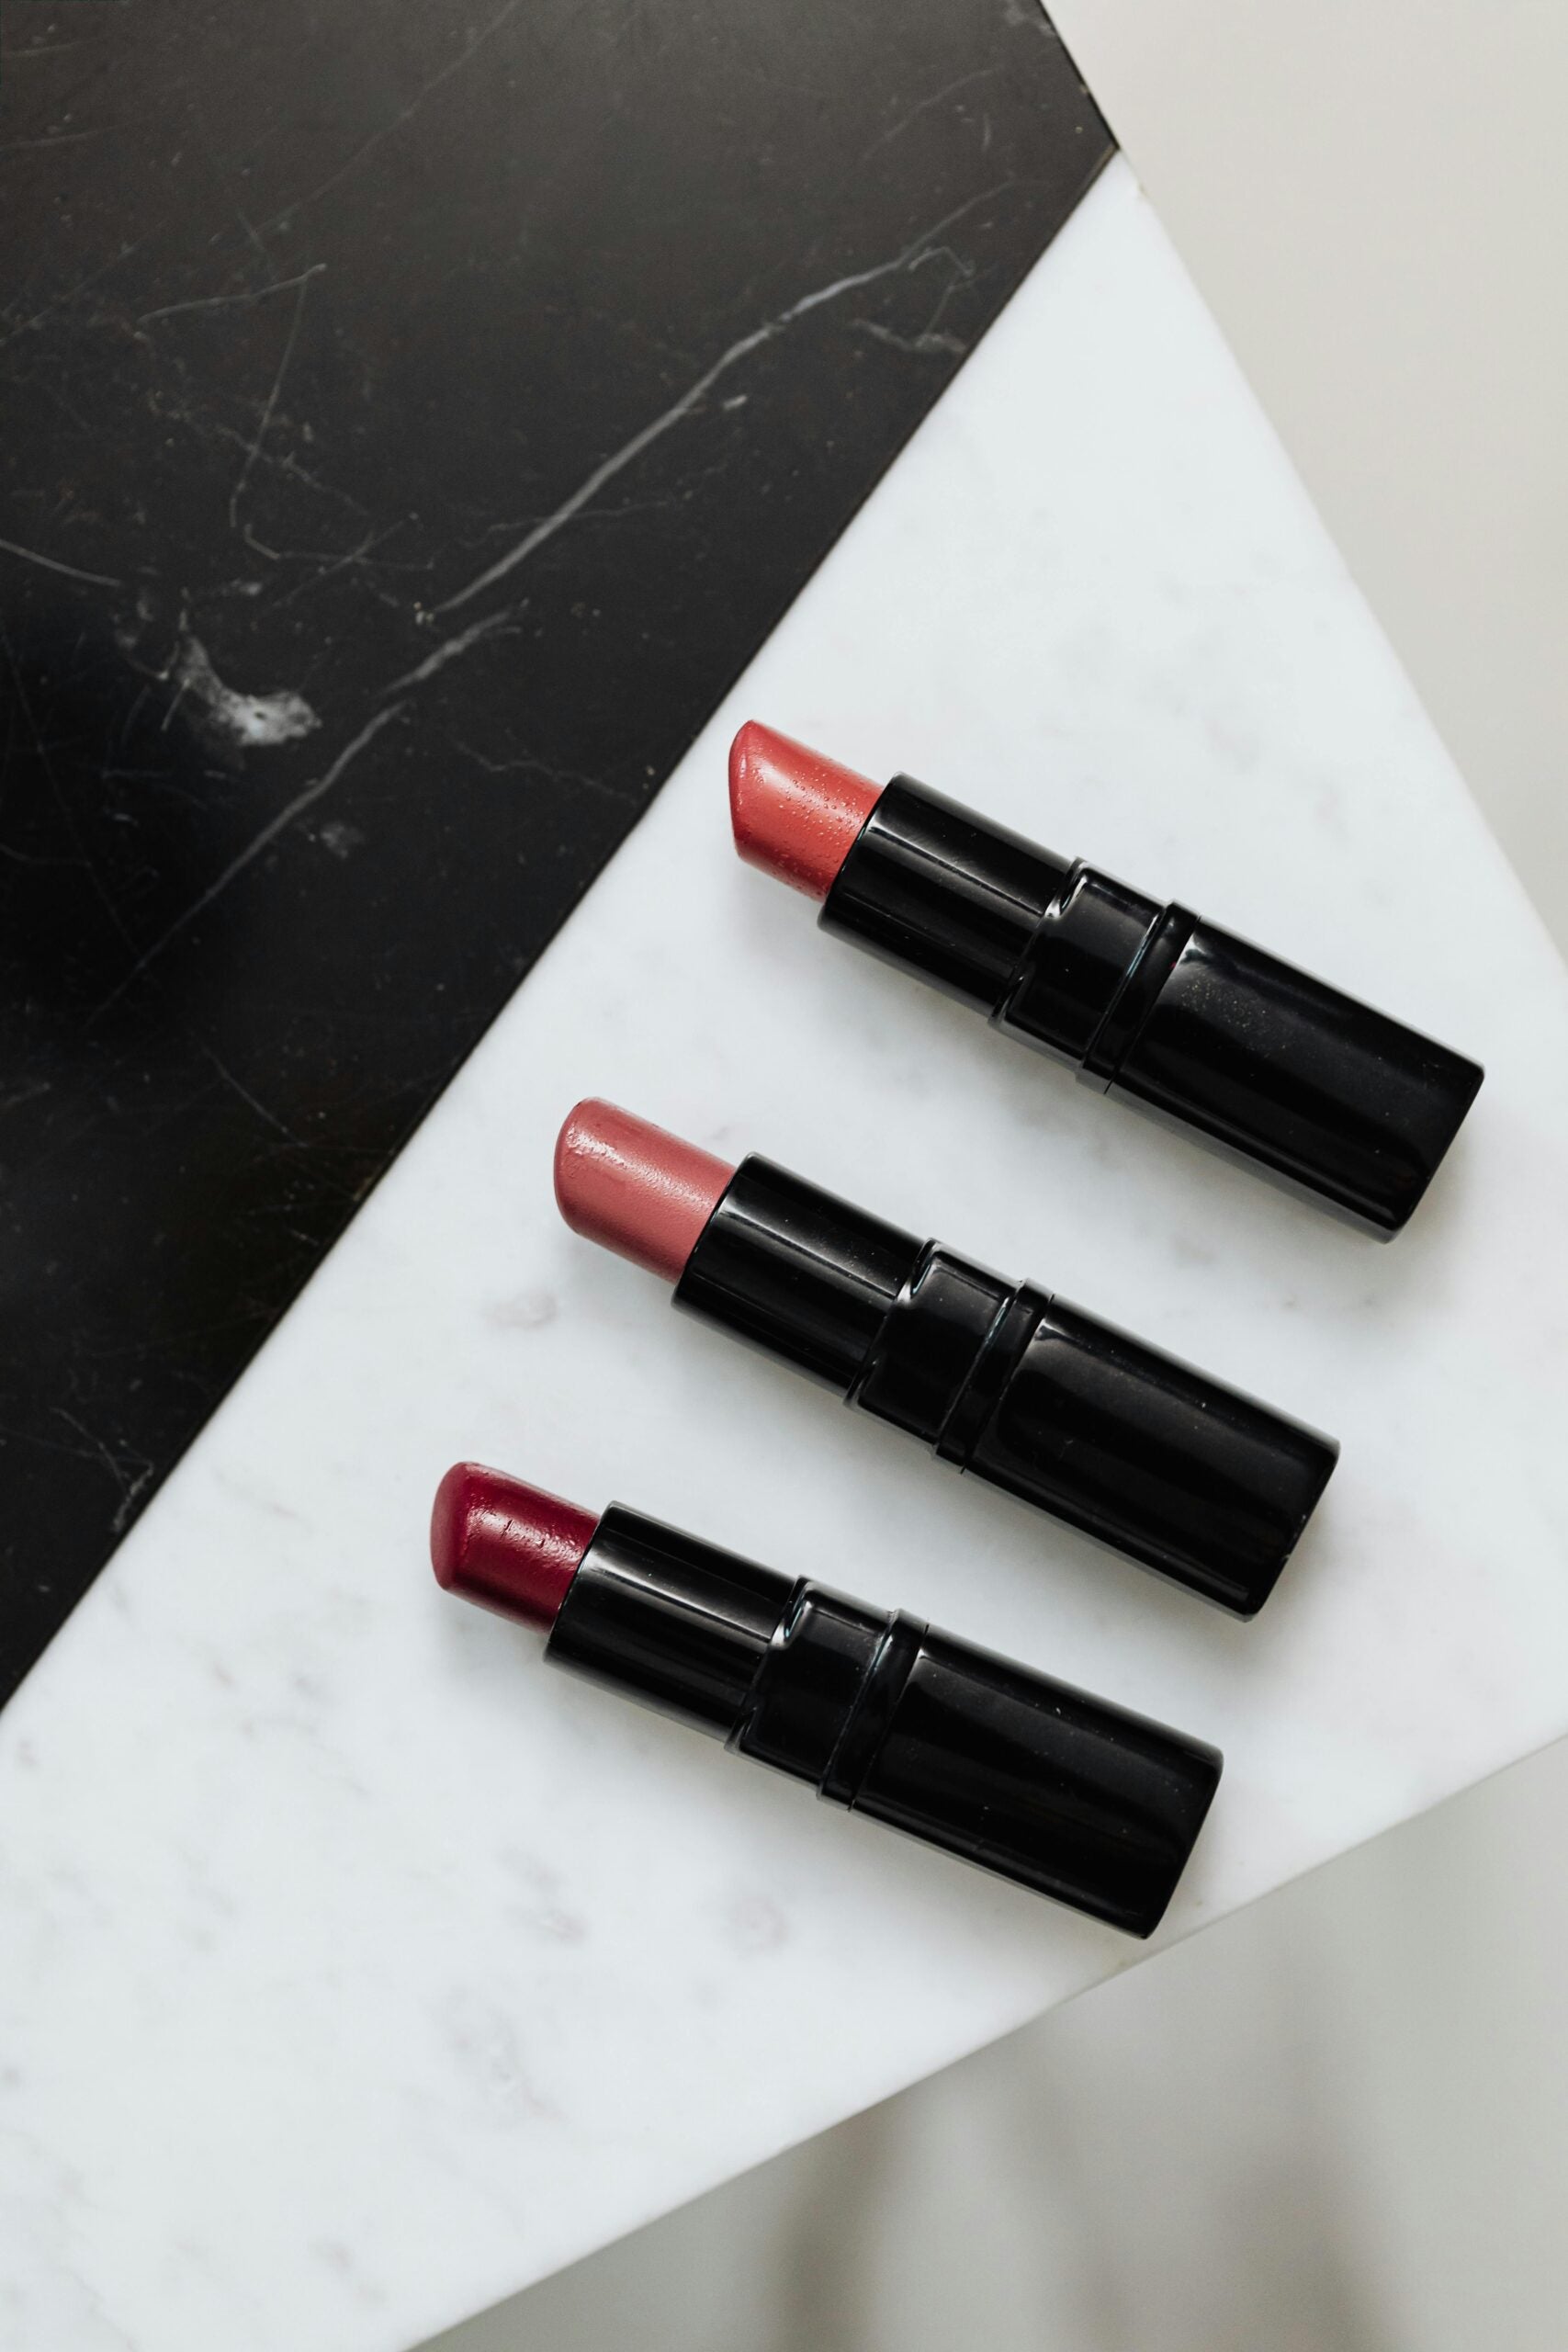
[820,776,1483,1236]
[553,1503,1222,1935]
[676,1156,1337,1618]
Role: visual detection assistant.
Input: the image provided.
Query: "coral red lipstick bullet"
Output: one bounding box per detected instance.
[728,721,1483,1237]
[552,1097,732,1283]
[555,1100,1337,1618]
[432,1461,1222,1935]
[730,722,881,899]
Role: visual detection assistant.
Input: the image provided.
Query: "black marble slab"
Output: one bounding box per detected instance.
[0,0,1111,1701]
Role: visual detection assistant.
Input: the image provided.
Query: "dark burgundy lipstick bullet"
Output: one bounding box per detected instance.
[433,1462,1222,1936]
[730,721,1483,1238]
[555,1101,1337,1618]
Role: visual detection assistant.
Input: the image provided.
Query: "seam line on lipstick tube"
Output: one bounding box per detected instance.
[818,1613,924,1807]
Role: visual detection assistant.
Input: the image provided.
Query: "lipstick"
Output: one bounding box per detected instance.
[433,1462,1222,1935]
[556,1102,1338,1618]
[730,722,1483,1238]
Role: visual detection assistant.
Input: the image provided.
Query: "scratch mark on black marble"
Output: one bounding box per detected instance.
[51,1410,155,1534]
[268,525,405,610]
[229,266,325,532]
[0,238,150,349]
[452,739,631,803]
[80,1309,273,1367]
[0,1419,108,1463]
[118,683,154,747]
[0,130,100,152]
[0,842,81,868]
[433,184,1018,617]
[89,702,409,1018]
[205,421,375,529]
[257,0,527,233]
[233,205,272,267]
[200,1047,300,1144]
[852,320,965,358]
[858,66,1003,165]
[109,1457,156,1533]
[382,607,520,694]
[241,523,339,567]
[0,1078,51,1116]
[0,533,122,591]
[137,266,326,330]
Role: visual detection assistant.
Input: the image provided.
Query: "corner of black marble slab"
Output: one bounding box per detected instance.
[0,0,1111,1701]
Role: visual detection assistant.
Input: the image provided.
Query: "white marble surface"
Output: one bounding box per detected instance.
[3,161,1567,2352]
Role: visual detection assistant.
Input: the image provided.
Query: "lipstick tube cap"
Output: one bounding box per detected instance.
[824,778,1483,1235]
[838,1622,1221,1936]
[736,1582,1220,1936]
[548,1509,1221,1934]
[1081,918,1484,1236]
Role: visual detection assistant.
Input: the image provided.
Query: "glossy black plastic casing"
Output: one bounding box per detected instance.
[674,1156,1337,1616]
[819,777,1483,1237]
[547,1505,1222,1935]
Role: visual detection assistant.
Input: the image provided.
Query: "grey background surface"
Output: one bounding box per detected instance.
[1048,0,1568,951]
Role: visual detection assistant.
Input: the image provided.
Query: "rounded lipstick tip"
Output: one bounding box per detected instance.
[431,1462,598,1630]
[728,720,881,901]
[554,1098,736,1284]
